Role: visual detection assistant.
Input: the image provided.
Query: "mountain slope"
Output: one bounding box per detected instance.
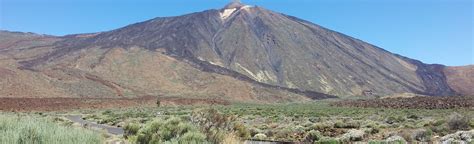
[1,2,468,100]
[444,65,474,96]
[0,30,330,102]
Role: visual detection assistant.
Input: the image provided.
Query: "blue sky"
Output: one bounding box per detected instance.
[0,0,472,66]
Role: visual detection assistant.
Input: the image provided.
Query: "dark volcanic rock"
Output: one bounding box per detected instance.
[332,97,474,109]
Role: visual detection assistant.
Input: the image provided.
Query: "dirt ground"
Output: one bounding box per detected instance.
[0,96,230,112]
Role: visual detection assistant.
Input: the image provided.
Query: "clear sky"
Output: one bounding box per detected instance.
[1,0,472,66]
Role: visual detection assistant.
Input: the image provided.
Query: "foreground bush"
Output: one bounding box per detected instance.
[305,130,322,142]
[191,109,243,143]
[133,117,210,144]
[447,113,470,131]
[124,123,141,138]
[0,114,103,144]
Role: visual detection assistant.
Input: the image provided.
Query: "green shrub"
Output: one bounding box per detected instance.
[134,117,208,144]
[364,122,380,134]
[334,120,360,129]
[365,127,380,135]
[368,140,389,144]
[124,123,141,138]
[429,125,449,136]
[273,129,293,140]
[102,110,113,115]
[413,129,432,142]
[249,128,262,137]
[305,130,322,142]
[313,122,333,131]
[316,137,340,144]
[179,131,207,143]
[233,123,250,139]
[400,130,413,142]
[191,108,238,143]
[97,114,120,125]
[432,119,446,126]
[18,127,42,144]
[386,116,405,124]
[447,113,469,131]
[334,120,344,128]
[407,114,420,120]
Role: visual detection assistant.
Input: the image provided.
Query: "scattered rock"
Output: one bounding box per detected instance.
[340,129,365,142]
[253,133,267,140]
[385,135,407,143]
[440,130,473,143]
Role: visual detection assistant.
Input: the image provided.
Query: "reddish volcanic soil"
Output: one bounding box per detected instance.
[331,97,474,109]
[0,97,230,112]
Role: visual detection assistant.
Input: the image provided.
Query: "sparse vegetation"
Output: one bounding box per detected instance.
[63,100,472,143]
[132,117,209,144]
[0,114,103,144]
[1,100,473,143]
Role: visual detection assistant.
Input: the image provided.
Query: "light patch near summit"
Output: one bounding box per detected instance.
[220,5,253,21]
[220,8,237,20]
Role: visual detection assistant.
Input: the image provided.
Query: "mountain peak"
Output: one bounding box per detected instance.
[220,1,252,20]
[223,0,246,9]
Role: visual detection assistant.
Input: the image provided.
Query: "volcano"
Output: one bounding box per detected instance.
[0,2,471,101]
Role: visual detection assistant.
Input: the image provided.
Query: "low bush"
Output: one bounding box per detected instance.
[134,117,209,144]
[399,130,413,142]
[334,120,360,129]
[429,125,449,136]
[305,130,322,142]
[178,131,207,143]
[407,114,420,120]
[447,113,469,131]
[233,122,251,139]
[98,116,120,125]
[313,122,333,132]
[273,129,293,140]
[432,119,446,126]
[364,122,380,134]
[249,128,262,137]
[386,116,405,124]
[412,129,432,142]
[124,123,140,138]
[316,137,340,144]
[191,108,237,143]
